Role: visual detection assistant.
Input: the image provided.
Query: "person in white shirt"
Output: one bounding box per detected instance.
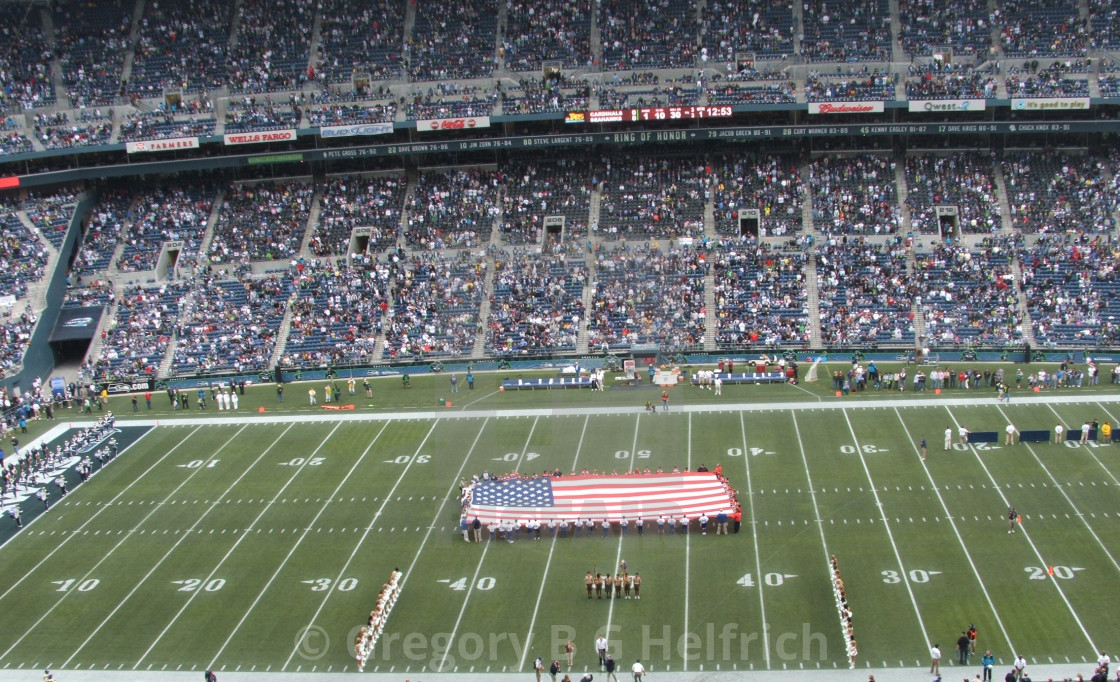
[713,375,722,395]
[1054,423,1064,444]
[958,426,970,445]
[929,644,941,675]
[1005,423,1017,446]
[631,659,645,682]
[944,427,953,451]
[1012,653,1026,679]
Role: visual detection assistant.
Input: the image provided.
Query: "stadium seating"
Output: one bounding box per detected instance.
[905,152,1003,235]
[711,153,804,237]
[816,239,914,347]
[381,254,484,360]
[56,0,131,107]
[700,0,795,61]
[209,180,313,264]
[311,174,407,257]
[801,0,892,62]
[502,0,592,72]
[598,155,707,241]
[117,183,219,273]
[916,241,1024,347]
[283,260,388,368]
[127,0,232,97]
[92,282,187,380]
[316,0,405,83]
[1002,150,1115,234]
[0,4,54,110]
[409,0,498,81]
[227,0,313,93]
[897,0,992,57]
[809,154,900,236]
[599,0,697,70]
[500,159,592,245]
[712,244,809,348]
[487,253,587,355]
[404,169,499,249]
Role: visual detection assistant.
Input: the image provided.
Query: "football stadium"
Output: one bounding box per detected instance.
[2,0,1120,681]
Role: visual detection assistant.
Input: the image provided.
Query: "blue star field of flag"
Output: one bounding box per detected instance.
[472,478,556,508]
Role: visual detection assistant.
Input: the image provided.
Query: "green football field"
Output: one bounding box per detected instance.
[2,374,1120,677]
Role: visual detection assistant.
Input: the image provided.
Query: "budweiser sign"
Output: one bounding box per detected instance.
[417,116,490,131]
[125,137,200,153]
[808,101,885,114]
[223,129,297,145]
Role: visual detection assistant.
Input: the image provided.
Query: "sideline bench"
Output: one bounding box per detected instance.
[691,371,787,385]
[501,377,594,390]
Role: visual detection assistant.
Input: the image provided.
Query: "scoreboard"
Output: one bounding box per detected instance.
[575,106,734,123]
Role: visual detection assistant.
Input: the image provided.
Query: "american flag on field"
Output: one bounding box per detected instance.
[465,473,736,523]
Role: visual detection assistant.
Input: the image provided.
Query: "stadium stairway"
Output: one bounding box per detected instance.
[298,191,324,257]
[805,252,823,350]
[888,0,905,64]
[991,157,1015,237]
[470,265,497,359]
[800,159,815,236]
[1009,258,1038,349]
[905,244,927,346]
[703,270,716,351]
[893,155,912,235]
[197,189,228,260]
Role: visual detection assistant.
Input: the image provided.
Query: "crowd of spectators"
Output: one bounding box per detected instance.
[56,0,131,108]
[897,0,993,57]
[316,0,404,84]
[500,159,593,245]
[284,259,389,367]
[905,152,1003,235]
[587,245,705,350]
[700,0,794,62]
[1001,150,1115,234]
[0,208,49,301]
[224,98,302,134]
[816,238,914,347]
[23,189,78,250]
[0,305,37,376]
[711,153,804,237]
[61,279,115,310]
[915,240,1024,346]
[381,253,485,360]
[91,282,187,380]
[127,0,232,98]
[209,180,313,264]
[0,121,33,156]
[1019,235,1120,346]
[712,242,808,348]
[31,112,112,150]
[307,102,396,127]
[74,189,129,279]
[1006,62,1089,97]
[997,0,1087,57]
[172,274,290,374]
[809,154,900,235]
[599,0,698,70]
[311,174,407,257]
[227,0,313,93]
[1100,74,1120,97]
[501,78,589,115]
[707,82,796,105]
[118,108,217,143]
[404,169,499,249]
[806,71,898,102]
[404,92,497,121]
[598,155,707,240]
[408,0,498,81]
[0,4,53,111]
[486,252,587,355]
[117,183,218,273]
[801,0,892,62]
[1089,0,1120,50]
[905,63,997,100]
[502,0,592,72]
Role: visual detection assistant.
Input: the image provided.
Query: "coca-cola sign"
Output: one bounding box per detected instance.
[417,116,491,131]
[808,102,885,114]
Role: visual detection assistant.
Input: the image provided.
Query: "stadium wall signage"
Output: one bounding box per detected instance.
[417,116,490,131]
[125,137,200,153]
[907,99,987,113]
[319,122,394,138]
[808,102,885,114]
[223,129,298,145]
[1012,97,1090,111]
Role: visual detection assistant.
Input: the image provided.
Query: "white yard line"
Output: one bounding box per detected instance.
[518,415,591,671]
[603,415,641,660]
[790,413,844,661]
[840,409,931,647]
[944,406,1096,651]
[683,413,692,673]
[0,425,174,597]
[1054,403,1120,487]
[998,405,1120,577]
[207,421,391,667]
[282,419,451,671]
[134,423,337,668]
[739,411,770,669]
[4,425,238,664]
[438,417,541,672]
[891,407,1015,654]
